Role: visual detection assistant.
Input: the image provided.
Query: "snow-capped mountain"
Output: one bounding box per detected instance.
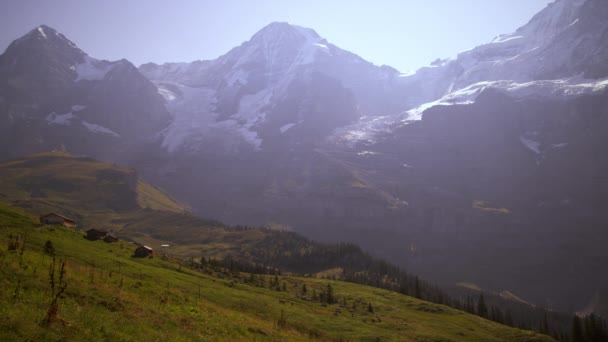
[331,0,608,311]
[335,0,608,146]
[0,25,169,160]
[398,0,608,106]
[136,0,608,312]
[1,0,607,314]
[140,22,406,153]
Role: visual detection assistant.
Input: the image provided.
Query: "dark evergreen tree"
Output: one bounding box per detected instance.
[504,309,514,327]
[465,295,475,314]
[572,315,584,342]
[477,293,488,318]
[540,311,549,335]
[326,283,335,304]
[43,240,55,256]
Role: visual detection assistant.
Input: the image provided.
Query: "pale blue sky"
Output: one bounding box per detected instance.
[1,0,552,72]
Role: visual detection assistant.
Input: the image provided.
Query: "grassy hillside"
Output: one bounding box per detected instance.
[0,151,184,217]
[0,152,277,258]
[0,153,436,276]
[0,202,553,341]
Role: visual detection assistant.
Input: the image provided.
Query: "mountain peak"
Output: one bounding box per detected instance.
[518,0,587,35]
[0,24,86,87]
[31,25,56,38]
[6,24,85,61]
[20,25,72,45]
[251,22,321,44]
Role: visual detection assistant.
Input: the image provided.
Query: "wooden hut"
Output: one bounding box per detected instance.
[134,245,153,258]
[103,234,119,243]
[39,213,76,227]
[85,228,107,240]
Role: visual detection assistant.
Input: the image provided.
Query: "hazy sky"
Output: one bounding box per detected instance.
[1,0,552,72]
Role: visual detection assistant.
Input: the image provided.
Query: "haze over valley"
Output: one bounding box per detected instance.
[1,0,607,340]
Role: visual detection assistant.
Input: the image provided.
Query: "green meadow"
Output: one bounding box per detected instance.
[0,202,552,341]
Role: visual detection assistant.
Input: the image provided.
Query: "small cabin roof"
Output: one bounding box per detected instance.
[140,245,153,251]
[40,212,75,222]
[86,228,107,234]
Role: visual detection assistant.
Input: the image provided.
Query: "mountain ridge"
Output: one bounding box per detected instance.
[0,25,170,161]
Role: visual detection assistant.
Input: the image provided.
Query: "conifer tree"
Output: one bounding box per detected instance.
[504,309,514,327]
[43,240,55,256]
[326,283,335,304]
[414,276,421,299]
[477,293,488,318]
[572,315,584,342]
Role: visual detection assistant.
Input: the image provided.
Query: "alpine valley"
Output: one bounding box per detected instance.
[1,0,607,326]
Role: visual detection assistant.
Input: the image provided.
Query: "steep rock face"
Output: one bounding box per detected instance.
[0,25,85,103]
[135,23,412,237]
[140,22,407,154]
[394,0,608,108]
[319,0,608,311]
[0,25,170,161]
[2,0,607,313]
[348,88,608,310]
[134,2,608,314]
[138,1,608,312]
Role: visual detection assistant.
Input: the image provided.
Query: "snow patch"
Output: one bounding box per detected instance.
[357,151,379,156]
[491,35,523,44]
[405,77,608,121]
[236,125,262,149]
[336,77,608,146]
[399,71,416,78]
[280,123,297,134]
[293,26,330,65]
[74,56,113,82]
[46,112,76,126]
[160,83,217,152]
[520,136,541,154]
[81,121,120,137]
[279,120,303,134]
[156,82,264,152]
[46,109,119,137]
[157,87,176,101]
[404,83,481,120]
[71,105,86,112]
[37,27,47,39]
[226,68,249,86]
[331,115,396,146]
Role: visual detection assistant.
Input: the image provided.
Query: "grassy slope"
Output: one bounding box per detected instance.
[0,153,417,272]
[0,203,553,341]
[0,151,184,215]
[0,152,269,258]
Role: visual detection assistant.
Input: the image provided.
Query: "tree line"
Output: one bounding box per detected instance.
[188,227,607,341]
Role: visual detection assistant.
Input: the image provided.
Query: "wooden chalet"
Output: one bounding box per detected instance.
[39,213,76,227]
[134,245,153,258]
[103,234,119,243]
[85,228,107,241]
